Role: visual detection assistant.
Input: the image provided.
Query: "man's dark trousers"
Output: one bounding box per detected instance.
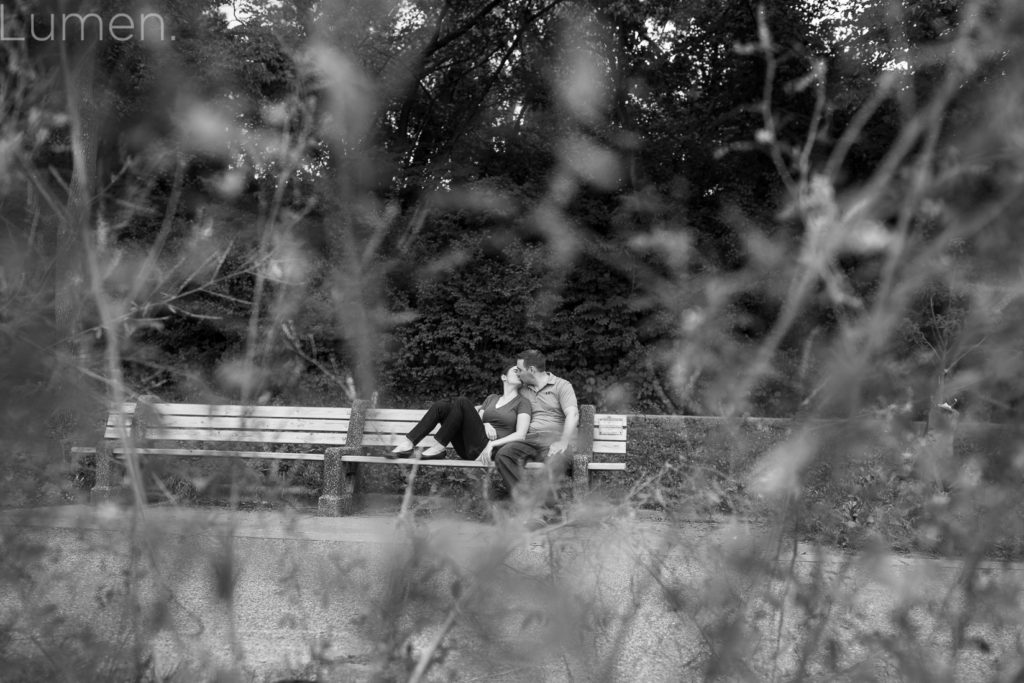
[494,440,572,505]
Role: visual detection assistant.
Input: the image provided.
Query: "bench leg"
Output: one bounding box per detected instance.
[481,469,493,503]
[571,451,591,502]
[90,441,123,503]
[571,405,595,504]
[318,447,363,516]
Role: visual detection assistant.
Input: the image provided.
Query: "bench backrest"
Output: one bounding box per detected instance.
[105,403,628,454]
[105,403,353,446]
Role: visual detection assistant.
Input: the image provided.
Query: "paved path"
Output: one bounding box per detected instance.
[1,504,1021,681]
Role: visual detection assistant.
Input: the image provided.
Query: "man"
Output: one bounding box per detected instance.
[491,349,579,508]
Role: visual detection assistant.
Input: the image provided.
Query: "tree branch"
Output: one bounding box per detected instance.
[281,322,356,402]
[426,0,506,61]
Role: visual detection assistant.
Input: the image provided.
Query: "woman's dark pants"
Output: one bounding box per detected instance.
[406,397,488,460]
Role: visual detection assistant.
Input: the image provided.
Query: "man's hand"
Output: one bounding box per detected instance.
[484,424,497,440]
[476,443,494,466]
[548,440,570,457]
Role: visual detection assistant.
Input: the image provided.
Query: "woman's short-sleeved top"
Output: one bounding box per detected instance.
[480,394,532,439]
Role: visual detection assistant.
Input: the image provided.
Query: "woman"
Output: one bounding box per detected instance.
[389,362,532,461]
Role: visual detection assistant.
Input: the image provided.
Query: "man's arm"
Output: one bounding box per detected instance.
[552,409,577,450]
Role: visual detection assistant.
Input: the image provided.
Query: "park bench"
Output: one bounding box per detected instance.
[70,398,628,516]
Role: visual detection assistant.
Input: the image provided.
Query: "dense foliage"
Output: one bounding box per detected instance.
[8,0,1003,418]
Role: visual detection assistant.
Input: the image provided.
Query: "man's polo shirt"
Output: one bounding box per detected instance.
[520,373,578,447]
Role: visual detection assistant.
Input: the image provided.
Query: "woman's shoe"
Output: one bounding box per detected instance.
[389,438,415,458]
[420,445,447,459]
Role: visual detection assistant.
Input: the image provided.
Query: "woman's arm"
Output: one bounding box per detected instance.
[478,397,498,440]
[485,412,531,450]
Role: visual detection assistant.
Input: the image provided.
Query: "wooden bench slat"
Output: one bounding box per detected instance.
[98,432,626,452]
[108,415,351,432]
[340,455,488,468]
[360,419,627,441]
[107,406,629,440]
[361,420,440,435]
[103,427,349,444]
[366,408,449,421]
[361,435,443,448]
[338,455,546,469]
[84,441,627,456]
[366,409,628,423]
[360,434,624,453]
[82,445,625,469]
[112,447,325,461]
[113,403,352,419]
[110,404,625,425]
[594,432,627,442]
[339,455,624,471]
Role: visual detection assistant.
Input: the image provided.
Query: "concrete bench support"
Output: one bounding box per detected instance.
[318,399,369,516]
[572,404,596,500]
[91,440,121,502]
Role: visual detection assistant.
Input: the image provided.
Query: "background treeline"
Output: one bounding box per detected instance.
[3,0,1022,431]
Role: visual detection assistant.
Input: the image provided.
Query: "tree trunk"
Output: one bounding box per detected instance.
[57,22,100,363]
[52,8,101,463]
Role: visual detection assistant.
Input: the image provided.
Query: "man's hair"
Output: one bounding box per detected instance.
[518,349,546,371]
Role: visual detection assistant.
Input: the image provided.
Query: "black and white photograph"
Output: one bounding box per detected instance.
[2,0,1023,680]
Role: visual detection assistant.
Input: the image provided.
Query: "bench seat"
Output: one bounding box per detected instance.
[331,455,626,470]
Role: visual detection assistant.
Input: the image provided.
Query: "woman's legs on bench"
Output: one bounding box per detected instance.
[393,397,489,459]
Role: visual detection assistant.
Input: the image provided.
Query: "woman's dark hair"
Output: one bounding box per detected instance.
[500,360,518,376]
